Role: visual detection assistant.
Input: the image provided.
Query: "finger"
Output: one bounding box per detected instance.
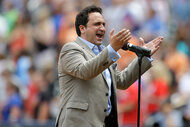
[122,34,132,43]
[109,29,114,38]
[151,37,163,47]
[152,36,162,42]
[120,31,131,42]
[139,37,144,46]
[153,36,163,43]
[116,29,129,39]
[153,38,163,47]
[115,29,126,37]
[158,36,164,40]
[123,36,132,44]
[151,46,160,55]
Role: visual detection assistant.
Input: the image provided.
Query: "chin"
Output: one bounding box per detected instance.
[95,42,102,45]
[95,40,103,45]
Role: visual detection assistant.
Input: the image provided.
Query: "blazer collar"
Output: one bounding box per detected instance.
[74,37,95,57]
[75,37,112,88]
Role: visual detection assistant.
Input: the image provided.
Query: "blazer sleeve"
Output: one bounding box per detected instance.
[58,42,114,80]
[113,57,152,90]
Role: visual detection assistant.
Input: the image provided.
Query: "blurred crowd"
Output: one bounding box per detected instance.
[0,0,190,127]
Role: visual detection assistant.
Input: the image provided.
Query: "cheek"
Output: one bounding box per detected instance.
[87,29,96,37]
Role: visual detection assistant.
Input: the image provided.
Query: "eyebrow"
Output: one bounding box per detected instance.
[94,21,106,26]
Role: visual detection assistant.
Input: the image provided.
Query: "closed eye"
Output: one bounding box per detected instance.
[94,22,105,27]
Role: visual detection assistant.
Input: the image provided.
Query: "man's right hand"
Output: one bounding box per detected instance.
[109,29,131,51]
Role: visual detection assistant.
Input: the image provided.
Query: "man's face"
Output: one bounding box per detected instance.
[80,12,106,45]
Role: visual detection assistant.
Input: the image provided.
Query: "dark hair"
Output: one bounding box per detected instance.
[75,5,102,36]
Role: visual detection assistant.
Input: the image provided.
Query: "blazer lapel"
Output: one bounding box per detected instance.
[75,37,109,88]
[74,37,95,57]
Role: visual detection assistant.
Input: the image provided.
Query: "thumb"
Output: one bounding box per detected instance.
[139,37,145,46]
[109,29,114,39]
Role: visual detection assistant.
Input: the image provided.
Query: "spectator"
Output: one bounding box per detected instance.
[1,82,23,123]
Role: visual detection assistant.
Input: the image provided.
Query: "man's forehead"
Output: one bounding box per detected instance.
[88,12,105,22]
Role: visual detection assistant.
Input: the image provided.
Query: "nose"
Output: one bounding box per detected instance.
[99,24,105,31]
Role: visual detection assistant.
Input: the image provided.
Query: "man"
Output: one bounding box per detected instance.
[56,5,163,127]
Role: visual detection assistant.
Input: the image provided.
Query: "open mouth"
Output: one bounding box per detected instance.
[96,33,104,40]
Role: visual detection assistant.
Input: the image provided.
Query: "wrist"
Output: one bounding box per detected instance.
[110,44,119,51]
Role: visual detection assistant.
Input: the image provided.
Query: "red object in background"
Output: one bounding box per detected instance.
[147,78,169,114]
[10,33,26,55]
[24,82,39,118]
[118,82,145,126]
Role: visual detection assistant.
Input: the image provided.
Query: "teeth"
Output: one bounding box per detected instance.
[97,34,102,38]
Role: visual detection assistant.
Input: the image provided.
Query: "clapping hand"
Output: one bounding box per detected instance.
[139,36,163,56]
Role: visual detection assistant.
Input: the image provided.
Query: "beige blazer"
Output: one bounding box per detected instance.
[56,37,151,127]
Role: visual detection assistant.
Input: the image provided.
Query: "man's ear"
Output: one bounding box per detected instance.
[79,25,86,34]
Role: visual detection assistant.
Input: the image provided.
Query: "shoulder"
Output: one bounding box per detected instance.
[60,41,82,52]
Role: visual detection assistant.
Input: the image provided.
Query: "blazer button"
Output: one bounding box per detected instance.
[105,93,109,96]
[103,61,109,66]
[104,109,107,112]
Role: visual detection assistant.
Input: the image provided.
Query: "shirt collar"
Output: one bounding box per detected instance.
[78,37,95,50]
[78,37,105,51]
